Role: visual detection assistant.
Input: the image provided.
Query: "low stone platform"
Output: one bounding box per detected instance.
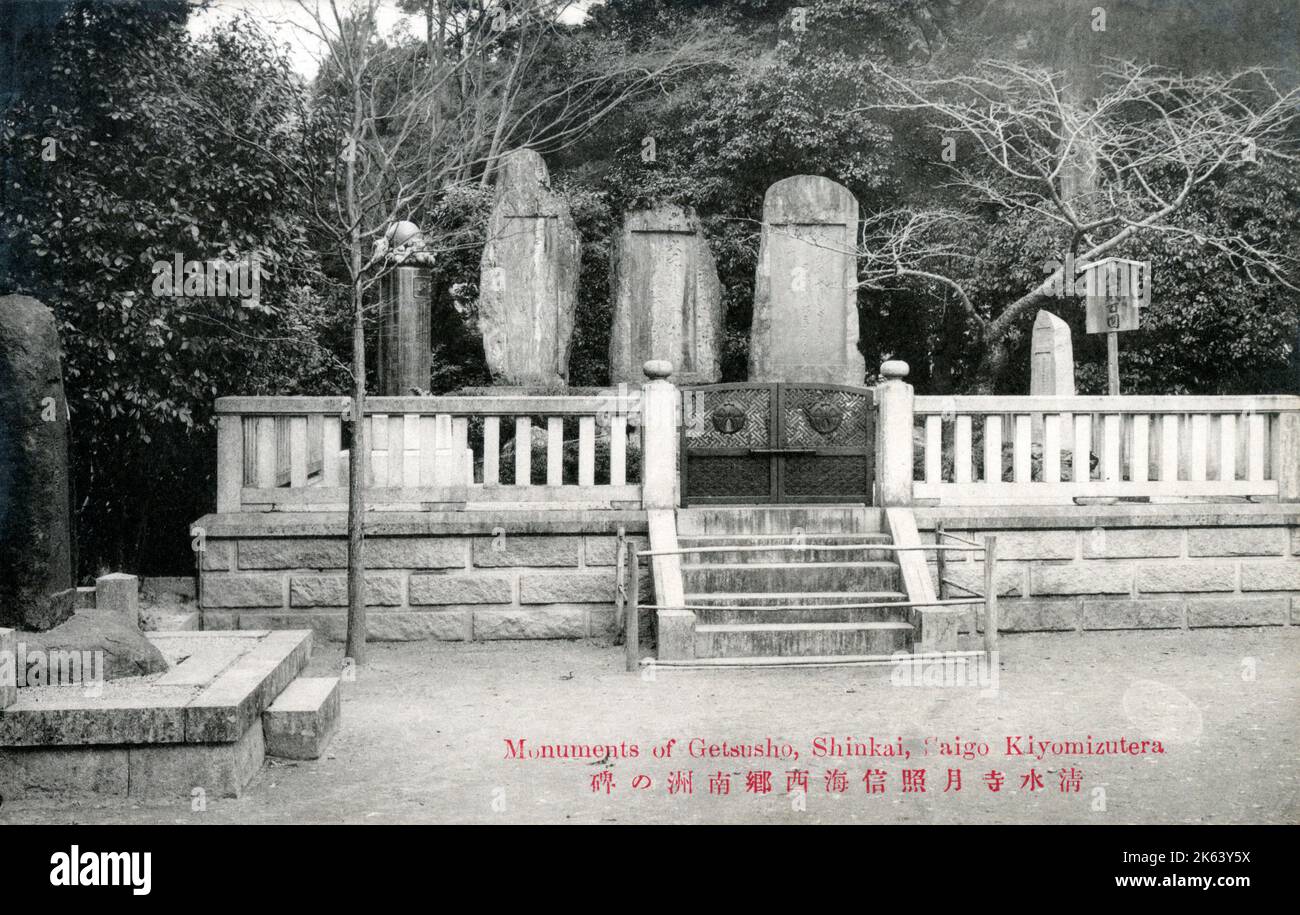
[0,630,312,800]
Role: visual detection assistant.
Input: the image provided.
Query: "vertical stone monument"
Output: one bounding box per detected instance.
[749,175,865,385]
[376,220,434,395]
[1030,309,1076,450]
[608,204,723,386]
[0,294,76,631]
[478,148,580,387]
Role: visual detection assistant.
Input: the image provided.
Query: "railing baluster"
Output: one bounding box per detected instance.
[1217,413,1236,481]
[1073,414,1091,482]
[954,415,972,484]
[1103,414,1121,482]
[610,412,627,486]
[515,417,532,486]
[578,415,596,486]
[483,416,500,485]
[1013,414,1031,483]
[1189,413,1209,482]
[924,415,941,484]
[289,416,308,488]
[547,416,564,486]
[1130,414,1148,483]
[1247,412,1265,481]
[983,415,1001,484]
[1043,414,1061,483]
[387,414,405,488]
[418,414,437,485]
[255,416,277,489]
[322,416,341,487]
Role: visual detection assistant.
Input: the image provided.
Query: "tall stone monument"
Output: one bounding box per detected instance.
[608,204,723,386]
[1030,309,1076,450]
[749,175,865,385]
[0,295,76,631]
[478,148,580,387]
[376,220,434,395]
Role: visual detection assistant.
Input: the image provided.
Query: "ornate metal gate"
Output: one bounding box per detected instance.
[680,383,875,504]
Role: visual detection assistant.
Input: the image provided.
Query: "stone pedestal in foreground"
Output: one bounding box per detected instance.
[749,175,865,385]
[478,148,580,386]
[609,204,722,386]
[0,294,75,631]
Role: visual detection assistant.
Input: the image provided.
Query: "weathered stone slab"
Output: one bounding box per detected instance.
[1081,599,1183,630]
[472,534,580,567]
[1032,563,1133,595]
[944,561,1025,597]
[263,677,340,760]
[478,148,580,386]
[0,695,187,747]
[1188,527,1286,557]
[0,295,76,631]
[1136,562,1235,593]
[519,571,614,604]
[184,630,312,743]
[202,540,234,571]
[1082,528,1182,558]
[0,745,129,797]
[584,535,644,567]
[977,599,1077,632]
[1187,597,1287,628]
[749,176,865,385]
[18,609,168,681]
[239,610,472,642]
[409,573,512,606]
[128,717,264,800]
[609,203,722,385]
[238,538,347,570]
[289,574,402,608]
[1240,561,1300,591]
[474,607,587,639]
[368,537,468,569]
[956,530,1076,560]
[203,574,284,608]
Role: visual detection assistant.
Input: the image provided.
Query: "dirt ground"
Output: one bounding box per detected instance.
[2,628,1297,824]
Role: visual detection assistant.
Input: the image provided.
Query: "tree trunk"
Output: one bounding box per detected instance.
[344,80,367,665]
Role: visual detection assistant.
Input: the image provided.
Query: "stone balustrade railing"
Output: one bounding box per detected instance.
[876,363,1300,505]
[215,366,680,512]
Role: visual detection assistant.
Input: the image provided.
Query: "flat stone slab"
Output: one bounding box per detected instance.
[0,630,311,747]
[264,677,341,760]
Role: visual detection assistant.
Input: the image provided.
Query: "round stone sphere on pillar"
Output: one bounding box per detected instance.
[643,360,673,381]
[881,360,910,381]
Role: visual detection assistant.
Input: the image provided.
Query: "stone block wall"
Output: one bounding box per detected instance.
[195,513,649,642]
[915,506,1300,633]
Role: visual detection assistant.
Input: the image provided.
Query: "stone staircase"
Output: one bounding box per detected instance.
[676,506,914,660]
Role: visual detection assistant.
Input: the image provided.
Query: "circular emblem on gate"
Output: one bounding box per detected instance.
[712,402,747,435]
[804,400,843,435]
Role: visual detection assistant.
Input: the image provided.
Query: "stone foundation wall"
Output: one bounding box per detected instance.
[195,512,648,642]
[914,505,1300,632]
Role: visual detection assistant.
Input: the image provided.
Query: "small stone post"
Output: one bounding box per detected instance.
[639,360,679,510]
[876,361,915,507]
[96,573,140,630]
[1,628,16,708]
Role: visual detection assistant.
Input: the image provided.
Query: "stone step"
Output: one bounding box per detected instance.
[684,590,909,607]
[678,534,895,564]
[676,505,883,536]
[694,603,911,625]
[263,676,341,760]
[695,621,913,658]
[682,561,902,593]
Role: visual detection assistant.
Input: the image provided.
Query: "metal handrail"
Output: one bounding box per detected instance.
[634,597,984,612]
